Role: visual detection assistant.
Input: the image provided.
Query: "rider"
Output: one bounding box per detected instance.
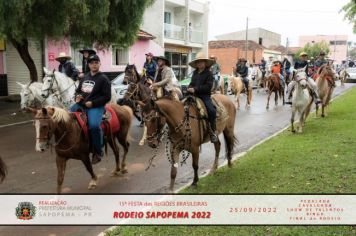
[187,52,218,143]
[143,52,157,79]
[55,52,79,81]
[286,52,321,105]
[282,56,291,81]
[314,51,328,73]
[71,54,112,164]
[210,55,221,91]
[236,58,249,92]
[266,56,274,74]
[151,56,177,100]
[260,58,267,78]
[78,47,96,79]
[271,60,285,87]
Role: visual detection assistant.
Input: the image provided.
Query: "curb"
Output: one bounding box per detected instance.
[0,120,33,129]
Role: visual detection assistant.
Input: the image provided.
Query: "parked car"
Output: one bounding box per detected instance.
[346,67,356,83]
[111,73,128,99]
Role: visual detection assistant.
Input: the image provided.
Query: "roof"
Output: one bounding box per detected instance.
[268,45,301,55]
[137,30,155,40]
[209,40,266,50]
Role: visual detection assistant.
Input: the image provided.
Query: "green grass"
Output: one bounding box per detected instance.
[106,88,356,236]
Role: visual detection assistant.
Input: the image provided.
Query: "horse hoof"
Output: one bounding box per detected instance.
[190,183,197,188]
[88,180,97,190]
[321,114,325,118]
[139,140,145,146]
[121,169,128,174]
[110,170,121,177]
[228,162,233,168]
[292,130,296,133]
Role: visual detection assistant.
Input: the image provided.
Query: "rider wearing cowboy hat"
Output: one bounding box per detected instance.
[151,55,177,100]
[286,52,321,105]
[236,58,249,91]
[56,52,79,81]
[314,51,328,69]
[187,52,218,143]
[71,54,112,164]
[79,47,96,79]
[271,60,285,86]
[209,55,221,91]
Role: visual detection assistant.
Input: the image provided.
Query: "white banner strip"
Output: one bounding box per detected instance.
[0,195,355,225]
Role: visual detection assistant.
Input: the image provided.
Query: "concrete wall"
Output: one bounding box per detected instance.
[142,0,164,47]
[129,40,164,71]
[46,38,71,71]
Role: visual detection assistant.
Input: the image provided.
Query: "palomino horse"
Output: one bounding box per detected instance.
[229,76,253,110]
[142,94,237,192]
[291,69,313,133]
[0,156,7,183]
[41,68,117,109]
[28,104,132,193]
[339,68,349,86]
[315,65,335,117]
[17,82,63,110]
[265,73,285,110]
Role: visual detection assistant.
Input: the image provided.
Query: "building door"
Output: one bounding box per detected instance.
[6,40,43,95]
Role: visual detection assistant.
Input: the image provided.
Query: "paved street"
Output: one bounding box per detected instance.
[0,82,354,236]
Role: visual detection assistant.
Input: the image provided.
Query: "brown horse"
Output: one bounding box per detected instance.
[0,156,7,183]
[142,94,237,192]
[339,68,349,86]
[265,73,285,110]
[315,65,335,117]
[29,104,132,193]
[229,76,253,110]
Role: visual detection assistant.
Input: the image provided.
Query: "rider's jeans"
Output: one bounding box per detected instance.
[287,77,318,98]
[241,77,249,89]
[70,103,105,156]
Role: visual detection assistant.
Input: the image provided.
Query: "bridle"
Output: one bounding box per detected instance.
[42,73,58,98]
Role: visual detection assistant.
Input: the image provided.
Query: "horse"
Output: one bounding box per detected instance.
[339,68,349,86]
[254,66,264,92]
[41,68,117,109]
[315,65,335,117]
[17,82,63,110]
[229,75,253,110]
[0,156,7,183]
[28,104,132,193]
[291,69,314,133]
[265,73,285,110]
[142,94,237,192]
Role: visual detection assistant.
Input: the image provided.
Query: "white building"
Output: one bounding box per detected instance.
[142,0,209,79]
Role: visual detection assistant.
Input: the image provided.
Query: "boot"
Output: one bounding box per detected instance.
[313,91,321,105]
[285,93,292,105]
[209,122,218,143]
[92,153,103,165]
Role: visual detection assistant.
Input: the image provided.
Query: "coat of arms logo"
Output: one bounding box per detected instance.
[15,202,36,220]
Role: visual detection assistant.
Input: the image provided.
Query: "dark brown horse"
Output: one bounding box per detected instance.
[29,104,132,193]
[142,94,237,192]
[265,73,285,109]
[0,156,7,183]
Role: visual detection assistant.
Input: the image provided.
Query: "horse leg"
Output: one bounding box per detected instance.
[291,109,296,133]
[169,147,180,193]
[108,137,121,177]
[191,148,200,188]
[274,91,278,107]
[236,92,240,110]
[210,139,221,175]
[56,156,67,194]
[223,129,235,167]
[139,125,147,146]
[81,155,98,190]
[117,132,130,174]
[298,111,305,133]
[266,91,271,110]
[321,104,325,118]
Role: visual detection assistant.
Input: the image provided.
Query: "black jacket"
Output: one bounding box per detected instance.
[82,58,90,74]
[294,60,310,76]
[75,72,111,108]
[189,68,214,96]
[59,60,79,81]
[236,65,248,77]
[282,59,291,70]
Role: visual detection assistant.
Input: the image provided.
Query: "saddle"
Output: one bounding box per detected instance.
[71,105,120,139]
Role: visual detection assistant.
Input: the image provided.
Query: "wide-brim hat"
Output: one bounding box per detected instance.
[299,52,308,57]
[79,47,96,55]
[55,52,71,61]
[189,52,214,68]
[154,56,171,66]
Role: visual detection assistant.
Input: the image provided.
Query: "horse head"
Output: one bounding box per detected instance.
[41,68,57,98]
[124,64,140,84]
[295,68,308,89]
[142,99,166,148]
[28,107,56,152]
[17,82,30,110]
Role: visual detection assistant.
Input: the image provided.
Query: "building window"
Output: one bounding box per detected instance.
[112,46,129,65]
[164,12,171,24]
[258,37,263,45]
[165,51,188,80]
[330,40,347,46]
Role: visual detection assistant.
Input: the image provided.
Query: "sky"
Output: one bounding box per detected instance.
[208,0,355,47]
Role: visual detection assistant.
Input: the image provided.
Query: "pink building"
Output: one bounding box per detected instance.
[299,35,348,64]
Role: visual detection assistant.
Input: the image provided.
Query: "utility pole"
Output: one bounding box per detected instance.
[245,17,248,60]
[333,35,336,61]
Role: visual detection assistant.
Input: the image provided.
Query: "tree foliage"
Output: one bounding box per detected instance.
[341,0,356,33]
[294,41,330,62]
[0,0,154,82]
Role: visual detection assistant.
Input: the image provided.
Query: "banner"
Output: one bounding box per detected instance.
[0,195,355,225]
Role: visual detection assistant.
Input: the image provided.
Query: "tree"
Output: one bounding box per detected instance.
[0,0,154,82]
[294,41,330,62]
[341,0,356,33]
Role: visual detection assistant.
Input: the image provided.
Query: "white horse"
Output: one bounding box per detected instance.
[253,66,264,92]
[17,82,63,110]
[291,69,313,133]
[41,68,117,109]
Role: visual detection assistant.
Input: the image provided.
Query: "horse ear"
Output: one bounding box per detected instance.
[26,107,37,115]
[47,107,55,116]
[16,82,26,88]
[42,107,48,116]
[43,67,48,74]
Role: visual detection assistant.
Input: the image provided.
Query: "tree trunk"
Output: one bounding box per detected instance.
[10,38,38,82]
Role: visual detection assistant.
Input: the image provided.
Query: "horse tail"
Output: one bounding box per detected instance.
[223,131,238,161]
[0,156,7,183]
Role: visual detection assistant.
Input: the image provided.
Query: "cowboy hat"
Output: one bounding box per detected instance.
[188,52,214,69]
[79,47,96,55]
[154,55,171,67]
[55,52,71,61]
[299,52,308,57]
[239,58,247,62]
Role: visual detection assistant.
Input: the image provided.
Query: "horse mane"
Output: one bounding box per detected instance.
[47,106,72,124]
